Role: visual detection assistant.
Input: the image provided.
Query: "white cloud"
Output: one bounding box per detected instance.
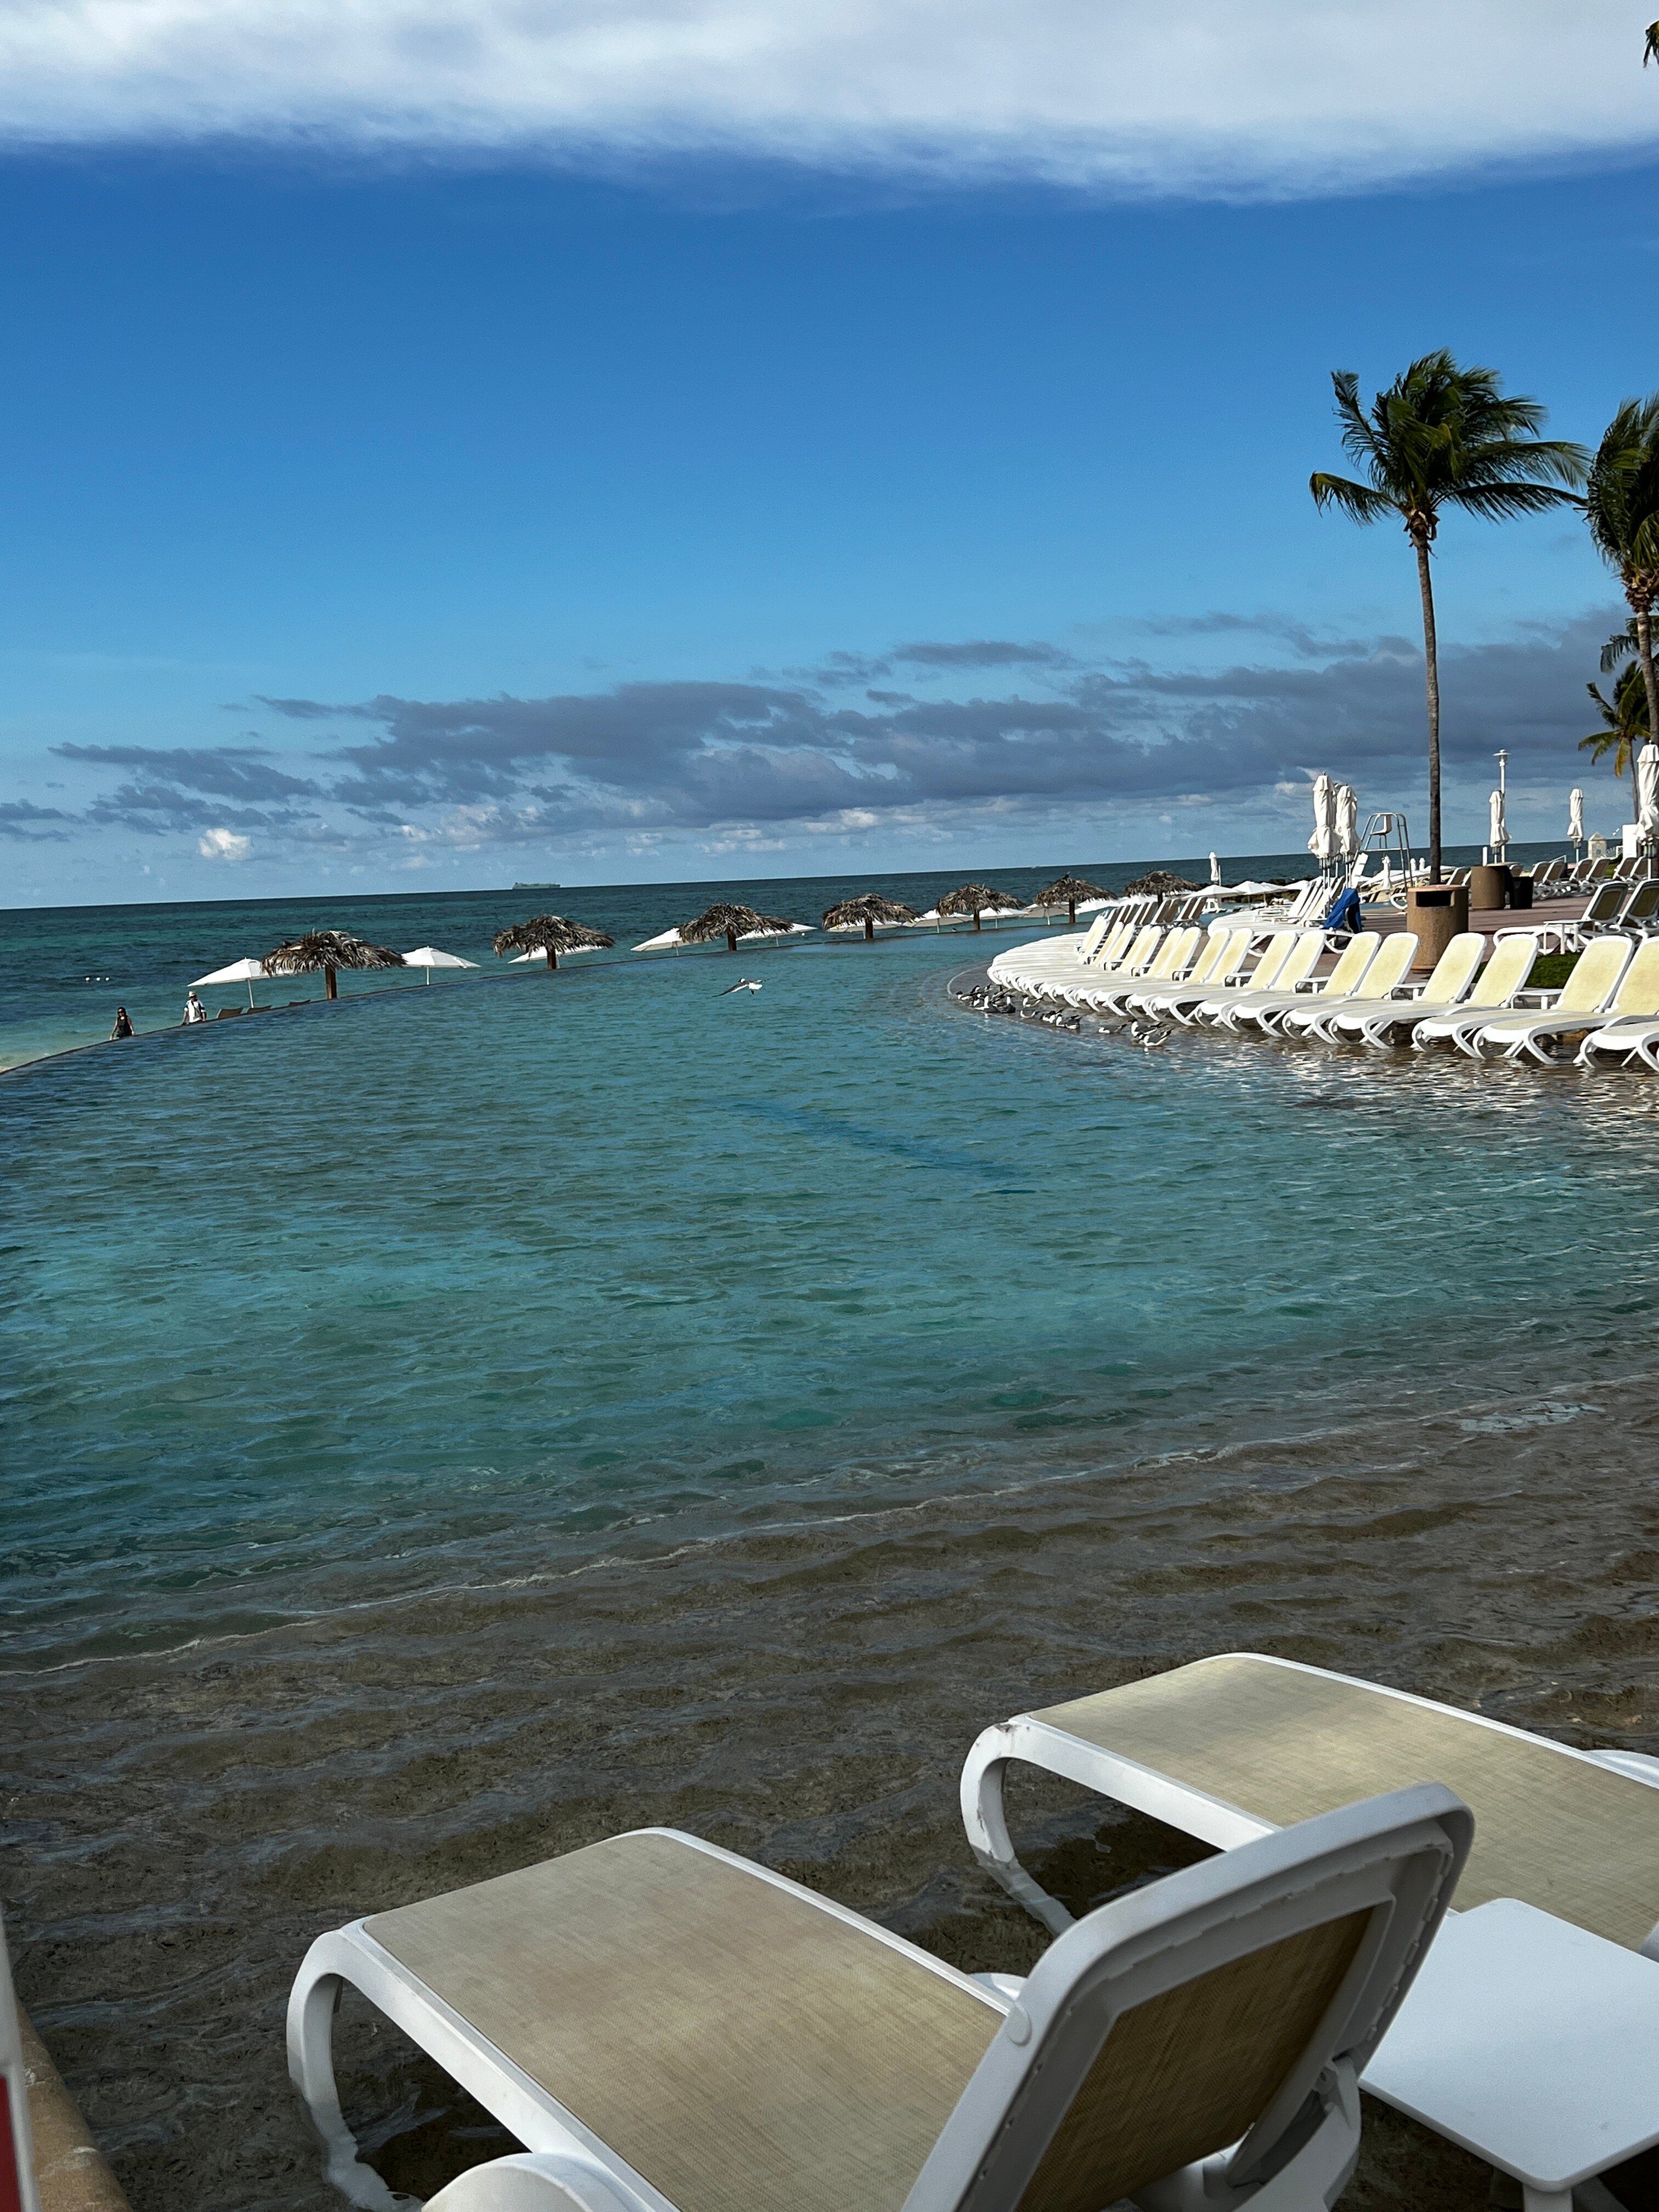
[198,826,251,859]
[0,1,1651,195]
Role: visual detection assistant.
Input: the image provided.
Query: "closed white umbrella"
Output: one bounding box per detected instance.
[1307,775,1337,865]
[403,945,478,985]
[1209,851,1221,884]
[1488,788,1507,855]
[1568,788,1585,849]
[1638,742,1659,849]
[192,956,269,1008]
[1335,785,1359,859]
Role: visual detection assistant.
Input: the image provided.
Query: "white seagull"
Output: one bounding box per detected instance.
[719,978,763,995]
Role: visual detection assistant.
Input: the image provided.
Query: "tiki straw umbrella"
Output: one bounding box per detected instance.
[821,894,919,941]
[1032,874,1108,925]
[263,930,404,1001]
[1120,870,1202,896]
[937,883,1022,933]
[679,902,800,953]
[493,914,616,972]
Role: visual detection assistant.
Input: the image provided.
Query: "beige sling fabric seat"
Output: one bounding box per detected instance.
[290,1795,1469,2212]
[960,1652,1659,1955]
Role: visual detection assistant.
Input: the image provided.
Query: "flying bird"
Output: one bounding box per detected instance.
[720,978,763,995]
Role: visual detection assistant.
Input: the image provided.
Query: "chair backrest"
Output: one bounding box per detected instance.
[1091,919,1136,969]
[1312,932,1380,998]
[1417,932,1483,1004]
[1534,858,1564,885]
[1077,915,1114,961]
[1269,933,1326,994]
[2,1910,40,2212]
[1353,934,1418,999]
[1561,935,1634,1013]
[1182,930,1231,989]
[1116,925,1163,977]
[906,1787,1471,2212]
[1206,928,1253,987]
[1619,881,1659,927]
[1610,934,1659,1017]
[1144,927,1201,983]
[1466,935,1537,1008]
[1579,883,1627,929]
[1240,931,1297,991]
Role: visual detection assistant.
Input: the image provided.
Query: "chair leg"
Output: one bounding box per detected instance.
[958,1730,1074,1937]
[287,1962,419,2211]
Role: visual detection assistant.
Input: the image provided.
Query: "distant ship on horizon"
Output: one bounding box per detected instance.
[511,881,562,889]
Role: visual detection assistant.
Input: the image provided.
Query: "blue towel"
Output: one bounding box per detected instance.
[1321,885,1363,935]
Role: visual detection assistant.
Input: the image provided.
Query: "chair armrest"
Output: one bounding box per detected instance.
[1511,989,1559,1007]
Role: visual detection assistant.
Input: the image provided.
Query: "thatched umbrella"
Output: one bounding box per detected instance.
[1121,870,1202,897]
[680,902,799,953]
[821,893,919,941]
[493,913,616,971]
[937,882,1022,933]
[1033,873,1109,924]
[263,930,404,1001]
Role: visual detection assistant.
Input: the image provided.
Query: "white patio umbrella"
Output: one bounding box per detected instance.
[633,927,686,951]
[1568,788,1585,850]
[1306,775,1337,865]
[403,946,478,985]
[1638,742,1659,850]
[192,956,269,1008]
[1209,851,1221,883]
[1335,785,1359,859]
[1488,788,1508,856]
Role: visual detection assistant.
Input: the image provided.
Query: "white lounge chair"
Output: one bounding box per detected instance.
[290,1792,1470,2212]
[1088,925,1202,1016]
[960,1653,1659,2212]
[1131,926,1253,1022]
[1322,932,1483,1049]
[1468,934,1637,1063]
[1192,932,1323,1027]
[1279,933,1419,1042]
[1409,936,1539,1053]
[1070,924,1165,1009]
[1223,932,1381,1036]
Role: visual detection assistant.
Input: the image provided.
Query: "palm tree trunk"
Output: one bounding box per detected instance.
[1414,531,1442,883]
[1634,600,1658,864]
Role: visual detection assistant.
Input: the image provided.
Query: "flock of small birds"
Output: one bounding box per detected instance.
[950,977,1170,1049]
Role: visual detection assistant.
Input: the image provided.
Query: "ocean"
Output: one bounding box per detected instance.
[4,854,1656,2212]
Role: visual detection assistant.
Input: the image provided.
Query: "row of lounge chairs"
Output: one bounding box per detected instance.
[1002,914,1659,1065]
[255,1650,1657,2212]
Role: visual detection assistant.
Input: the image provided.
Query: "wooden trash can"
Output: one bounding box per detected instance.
[1406,883,1470,970]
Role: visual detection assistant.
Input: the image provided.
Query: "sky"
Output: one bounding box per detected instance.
[3,2,1659,904]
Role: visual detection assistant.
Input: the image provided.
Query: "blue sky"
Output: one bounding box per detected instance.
[3,1,1658,902]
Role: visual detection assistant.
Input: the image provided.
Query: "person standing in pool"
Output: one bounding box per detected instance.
[182,990,207,1025]
[110,1007,134,1039]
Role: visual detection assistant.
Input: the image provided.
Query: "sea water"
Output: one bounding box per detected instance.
[4,854,1656,1666]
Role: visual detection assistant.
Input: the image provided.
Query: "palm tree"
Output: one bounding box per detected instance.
[1582,660,1649,823]
[1583,397,1659,751]
[1310,352,1587,881]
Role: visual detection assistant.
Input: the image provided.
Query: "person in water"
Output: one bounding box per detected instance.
[110,1007,134,1040]
[182,991,207,1025]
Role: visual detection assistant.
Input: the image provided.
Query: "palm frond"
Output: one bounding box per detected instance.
[1602,624,1640,673]
[1309,472,1395,523]
[1646,18,1659,64]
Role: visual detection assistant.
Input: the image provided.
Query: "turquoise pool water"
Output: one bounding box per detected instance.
[5,862,1657,1668]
